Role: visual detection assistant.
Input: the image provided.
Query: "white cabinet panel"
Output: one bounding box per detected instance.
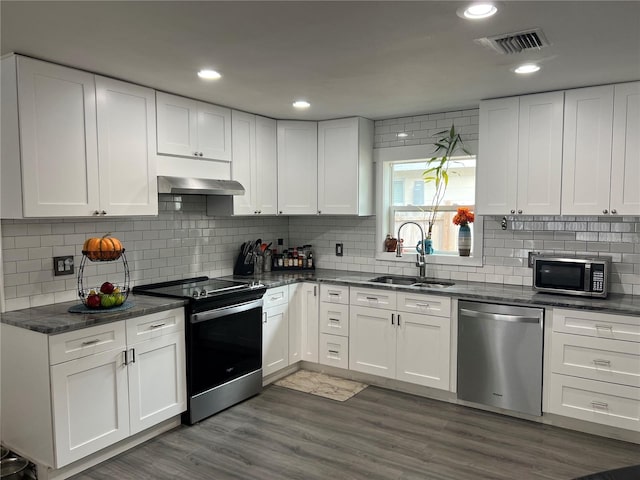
[349,305,395,378]
[96,76,157,216]
[49,322,126,365]
[319,302,349,337]
[396,311,450,389]
[277,120,318,214]
[263,303,289,376]
[197,101,231,161]
[317,117,374,215]
[552,309,640,343]
[477,97,519,215]
[128,331,186,434]
[290,283,319,363]
[350,287,397,310]
[611,81,640,215]
[319,333,349,369]
[320,284,349,304]
[255,115,278,214]
[396,292,451,317]
[562,85,615,215]
[50,348,129,467]
[230,110,257,215]
[15,56,100,217]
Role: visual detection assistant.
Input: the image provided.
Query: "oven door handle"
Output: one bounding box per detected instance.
[190,298,264,323]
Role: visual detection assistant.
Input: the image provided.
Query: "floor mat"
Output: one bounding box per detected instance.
[274,370,368,402]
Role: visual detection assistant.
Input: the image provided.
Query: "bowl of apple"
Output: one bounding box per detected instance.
[81,282,129,309]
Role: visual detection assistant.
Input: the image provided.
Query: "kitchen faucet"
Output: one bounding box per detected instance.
[396,221,426,278]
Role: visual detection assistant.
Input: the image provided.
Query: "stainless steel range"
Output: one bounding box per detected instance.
[132,276,266,424]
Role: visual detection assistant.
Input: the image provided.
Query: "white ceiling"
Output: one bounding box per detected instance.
[2,1,639,121]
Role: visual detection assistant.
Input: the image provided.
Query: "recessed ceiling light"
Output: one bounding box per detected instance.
[514,63,541,74]
[197,69,221,80]
[461,3,497,19]
[293,100,311,109]
[397,132,409,138]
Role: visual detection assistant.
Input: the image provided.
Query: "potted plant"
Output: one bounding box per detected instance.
[453,207,475,256]
[422,125,472,249]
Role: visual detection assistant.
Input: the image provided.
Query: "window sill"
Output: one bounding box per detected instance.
[375,251,483,267]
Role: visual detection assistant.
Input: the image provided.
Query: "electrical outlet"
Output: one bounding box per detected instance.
[335,243,343,256]
[528,251,540,268]
[53,255,74,276]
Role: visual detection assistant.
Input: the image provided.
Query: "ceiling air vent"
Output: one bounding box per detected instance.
[475,28,550,55]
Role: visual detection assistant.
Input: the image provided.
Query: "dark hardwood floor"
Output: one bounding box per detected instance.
[71,385,639,480]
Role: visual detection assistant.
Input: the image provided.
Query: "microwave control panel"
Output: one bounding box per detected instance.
[591,264,605,293]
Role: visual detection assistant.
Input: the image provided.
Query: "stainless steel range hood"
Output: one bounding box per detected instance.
[157,176,245,196]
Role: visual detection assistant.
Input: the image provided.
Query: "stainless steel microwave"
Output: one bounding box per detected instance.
[533,255,611,298]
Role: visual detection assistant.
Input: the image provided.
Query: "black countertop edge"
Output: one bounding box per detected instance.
[0,295,186,335]
[225,269,640,317]
[2,270,638,334]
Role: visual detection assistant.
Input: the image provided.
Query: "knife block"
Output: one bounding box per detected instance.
[233,251,254,276]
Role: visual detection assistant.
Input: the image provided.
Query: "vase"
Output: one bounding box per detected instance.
[458,224,471,256]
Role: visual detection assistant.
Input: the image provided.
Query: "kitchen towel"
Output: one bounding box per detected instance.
[274,370,367,402]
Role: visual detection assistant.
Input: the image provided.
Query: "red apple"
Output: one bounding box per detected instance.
[86,293,101,308]
[100,282,115,294]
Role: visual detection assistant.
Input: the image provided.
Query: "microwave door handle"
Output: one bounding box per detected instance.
[584,264,591,292]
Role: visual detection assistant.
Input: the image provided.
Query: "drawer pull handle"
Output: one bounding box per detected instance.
[328,350,339,355]
[270,296,281,301]
[81,339,100,346]
[416,303,430,308]
[595,324,613,331]
[329,318,340,323]
[150,322,166,329]
[366,296,379,301]
[593,359,611,366]
[328,291,340,296]
[591,401,609,409]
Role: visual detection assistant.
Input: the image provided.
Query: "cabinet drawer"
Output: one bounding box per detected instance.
[263,286,289,309]
[319,333,349,369]
[548,373,640,432]
[396,292,451,317]
[49,322,126,365]
[350,287,396,310]
[551,332,640,387]
[320,284,349,304]
[553,309,640,343]
[126,308,184,345]
[319,303,349,337]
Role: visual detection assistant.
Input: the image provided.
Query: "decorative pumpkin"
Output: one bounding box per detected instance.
[82,233,123,261]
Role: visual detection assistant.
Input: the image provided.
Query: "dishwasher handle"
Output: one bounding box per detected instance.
[459,308,541,324]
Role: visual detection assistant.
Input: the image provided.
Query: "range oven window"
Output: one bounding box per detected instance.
[189,302,262,396]
[537,261,584,291]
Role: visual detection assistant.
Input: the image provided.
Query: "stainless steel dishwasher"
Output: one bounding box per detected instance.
[457,301,544,416]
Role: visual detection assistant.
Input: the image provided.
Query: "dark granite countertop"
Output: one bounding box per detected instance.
[3,269,639,335]
[0,295,186,335]
[226,269,640,317]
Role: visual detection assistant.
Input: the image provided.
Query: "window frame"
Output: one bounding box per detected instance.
[374,142,483,267]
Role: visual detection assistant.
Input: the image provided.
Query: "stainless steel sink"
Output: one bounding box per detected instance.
[369,275,454,288]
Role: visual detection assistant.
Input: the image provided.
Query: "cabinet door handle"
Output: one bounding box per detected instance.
[123,350,129,366]
[313,286,317,297]
[397,314,401,326]
[603,209,609,214]
[82,339,100,346]
[93,210,100,215]
[591,401,608,409]
[517,210,522,214]
[263,312,268,324]
[510,209,515,214]
[391,313,395,325]
[611,209,617,214]
[593,359,611,366]
[150,322,166,329]
[100,210,107,215]
[130,348,136,364]
[329,318,340,324]
[279,211,283,215]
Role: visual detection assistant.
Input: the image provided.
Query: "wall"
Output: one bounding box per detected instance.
[1,195,288,311]
[291,108,640,296]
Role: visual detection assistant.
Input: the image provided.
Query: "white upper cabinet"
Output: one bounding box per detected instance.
[277,120,318,215]
[1,55,157,218]
[209,111,277,216]
[156,91,231,162]
[562,85,615,215]
[610,82,640,215]
[318,117,374,215]
[95,76,158,216]
[477,92,563,215]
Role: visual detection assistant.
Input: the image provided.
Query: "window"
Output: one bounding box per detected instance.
[378,154,482,263]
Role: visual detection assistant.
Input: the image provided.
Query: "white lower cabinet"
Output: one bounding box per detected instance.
[0,308,186,470]
[289,283,319,363]
[547,308,640,432]
[319,333,349,369]
[262,286,290,377]
[349,288,451,390]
